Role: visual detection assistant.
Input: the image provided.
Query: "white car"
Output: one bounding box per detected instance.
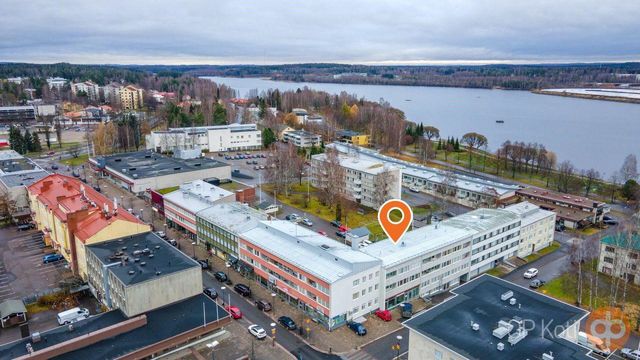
[156,231,166,239]
[248,324,267,339]
[622,348,640,359]
[523,268,539,279]
[301,218,313,227]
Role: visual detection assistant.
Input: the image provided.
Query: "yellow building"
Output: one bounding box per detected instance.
[336,130,370,146]
[28,174,150,279]
[119,85,144,110]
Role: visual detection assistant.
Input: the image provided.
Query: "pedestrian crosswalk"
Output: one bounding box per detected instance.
[342,351,378,360]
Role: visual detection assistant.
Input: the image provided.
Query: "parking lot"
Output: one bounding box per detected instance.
[0,227,72,303]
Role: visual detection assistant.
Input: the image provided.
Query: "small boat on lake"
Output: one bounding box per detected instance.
[496,120,505,124]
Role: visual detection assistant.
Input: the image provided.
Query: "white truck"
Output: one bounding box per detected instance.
[577,331,611,357]
[57,307,90,325]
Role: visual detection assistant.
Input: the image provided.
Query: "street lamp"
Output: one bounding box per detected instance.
[192,241,197,259]
[271,292,277,314]
[393,335,403,359]
[270,322,277,347]
[139,208,144,221]
[220,286,226,306]
[206,340,219,360]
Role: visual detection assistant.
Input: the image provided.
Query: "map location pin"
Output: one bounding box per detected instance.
[378,199,413,244]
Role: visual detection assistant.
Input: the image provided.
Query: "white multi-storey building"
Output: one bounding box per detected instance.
[311,152,401,208]
[71,81,100,101]
[504,201,556,257]
[282,130,321,148]
[146,124,262,153]
[46,77,67,90]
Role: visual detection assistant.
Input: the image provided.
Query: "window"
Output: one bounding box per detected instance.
[605,246,615,253]
[353,279,360,286]
[353,292,359,299]
[603,257,614,264]
[434,350,443,360]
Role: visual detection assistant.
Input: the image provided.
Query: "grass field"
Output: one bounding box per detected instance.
[523,241,561,263]
[60,154,89,166]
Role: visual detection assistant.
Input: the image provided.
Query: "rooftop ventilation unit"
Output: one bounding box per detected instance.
[497,342,504,351]
[542,352,554,360]
[472,323,480,331]
[509,298,517,306]
[31,332,41,343]
[128,270,135,275]
[140,262,146,266]
[500,290,513,301]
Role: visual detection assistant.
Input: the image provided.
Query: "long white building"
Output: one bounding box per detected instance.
[327,143,520,207]
[311,152,401,208]
[146,124,262,153]
[504,201,556,257]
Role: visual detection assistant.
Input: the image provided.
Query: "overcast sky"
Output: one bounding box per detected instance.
[1,0,638,65]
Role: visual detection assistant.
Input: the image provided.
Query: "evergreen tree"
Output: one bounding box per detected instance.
[262,127,276,148]
[454,138,460,151]
[437,139,442,150]
[213,103,227,125]
[32,132,42,152]
[24,129,34,152]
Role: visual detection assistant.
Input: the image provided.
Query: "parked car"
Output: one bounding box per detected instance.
[234,283,251,297]
[317,230,327,236]
[197,259,210,269]
[17,223,35,231]
[409,186,420,193]
[214,271,228,282]
[43,253,64,263]
[92,186,101,193]
[167,239,178,247]
[254,165,260,170]
[255,300,272,311]
[248,324,267,339]
[225,305,242,319]
[338,224,350,232]
[604,219,618,225]
[330,220,341,227]
[621,348,640,359]
[156,231,166,239]
[348,322,367,336]
[301,218,313,227]
[51,164,59,170]
[278,316,297,330]
[529,279,545,288]
[259,165,265,169]
[400,302,413,318]
[445,211,456,217]
[336,231,347,238]
[523,268,539,279]
[203,288,218,299]
[56,307,89,325]
[285,214,300,221]
[374,309,392,322]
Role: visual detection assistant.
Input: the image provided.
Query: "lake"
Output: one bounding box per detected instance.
[203,76,640,177]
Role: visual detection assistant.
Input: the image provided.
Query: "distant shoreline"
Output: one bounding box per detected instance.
[532,89,640,104]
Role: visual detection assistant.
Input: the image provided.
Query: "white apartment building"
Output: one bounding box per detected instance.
[282,130,321,148]
[504,201,556,257]
[239,220,382,330]
[311,152,401,208]
[163,180,235,236]
[46,77,67,90]
[599,233,640,285]
[102,83,121,104]
[71,81,100,101]
[146,124,262,153]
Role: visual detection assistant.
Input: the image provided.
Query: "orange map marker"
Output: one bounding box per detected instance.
[378,199,413,244]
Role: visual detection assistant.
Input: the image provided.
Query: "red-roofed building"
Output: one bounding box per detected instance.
[27,174,151,278]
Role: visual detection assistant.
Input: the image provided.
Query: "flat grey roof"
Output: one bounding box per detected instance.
[0,169,49,188]
[197,202,268,234]
[0,294,228,360]
[444,208,520,233]
[404,275,593,360]
[91,150,229,180]
[86,232,199,286]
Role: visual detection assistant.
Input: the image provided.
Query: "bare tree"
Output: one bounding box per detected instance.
[416,137,435,164]
[314,148,345,218]
[620,154,638,182]
[372,168,398,207]
[582,168,600,197]
[557,160,575,193]
[265,143,300,197]
[461,132,487,170]
[68,144,81,158]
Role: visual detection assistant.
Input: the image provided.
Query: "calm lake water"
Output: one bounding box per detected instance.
[204,76,640,177]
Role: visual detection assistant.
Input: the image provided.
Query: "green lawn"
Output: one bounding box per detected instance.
[523,241,561,263]
[27,142,82,158]
[60,154,89,166]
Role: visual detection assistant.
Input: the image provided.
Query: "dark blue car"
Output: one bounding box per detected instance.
[43,253,63,264]
[348,322,367,336]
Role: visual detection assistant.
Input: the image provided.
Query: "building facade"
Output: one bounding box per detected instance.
[71,81,100,101]
[282,130,321,148]
[85,232,202,317]
[0,106,36,123]
[145,124,262,153]
[311,152,401,208]
[0,150,48,221]
[504,201,556,257]
[120,85,144,110]
[163,180,235,236]
[336,130,370,146]
[27,174,150,278]
[239,220,382,329]
[599,233,640,285]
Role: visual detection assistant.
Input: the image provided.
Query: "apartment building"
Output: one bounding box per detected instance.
[120,85,144,110]
[163,180,235,237]
[311,152,401,208]
[599,233,640,285]
[504,201,556,257]
[0,150,48,220]
[239,220,382,330]
[516,187,609,229]
[0,106,36,123]
[327,143,520,208]
[282,130,322,148]
[196,202,268,260]
[146,124,262,153]
[102,83,121,104]
[27,174,150,278]
[71,80,100,101]
[336,130,371,146]
[85,232,202,317]
[46,77,67,90]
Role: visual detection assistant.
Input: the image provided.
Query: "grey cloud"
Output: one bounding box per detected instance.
[0,0,638,64]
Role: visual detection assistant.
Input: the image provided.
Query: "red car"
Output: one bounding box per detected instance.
[338,225,350,232]
[225,305,242,319]
[375,309,392,322]
[317,231,327,236]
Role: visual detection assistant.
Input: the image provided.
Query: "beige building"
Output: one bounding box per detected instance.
[504,201,556,257]
[85,232,202,317]
[120,85,144,110]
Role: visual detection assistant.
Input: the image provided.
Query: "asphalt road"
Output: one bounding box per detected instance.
[202,269,341,360]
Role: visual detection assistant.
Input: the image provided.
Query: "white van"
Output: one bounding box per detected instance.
[57,307,90,325]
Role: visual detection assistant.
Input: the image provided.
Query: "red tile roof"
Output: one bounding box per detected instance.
[28,174,145,242]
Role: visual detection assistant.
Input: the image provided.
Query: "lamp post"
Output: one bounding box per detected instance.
[206,340,219,360]
[192,241,197,259]
[139,208,144,222]
[394,335,403,359]
[270,322,277,347]
[271,292,277,314]
[220,286,226,306]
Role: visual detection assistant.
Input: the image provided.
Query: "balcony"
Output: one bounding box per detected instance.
[353,179,362,185]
